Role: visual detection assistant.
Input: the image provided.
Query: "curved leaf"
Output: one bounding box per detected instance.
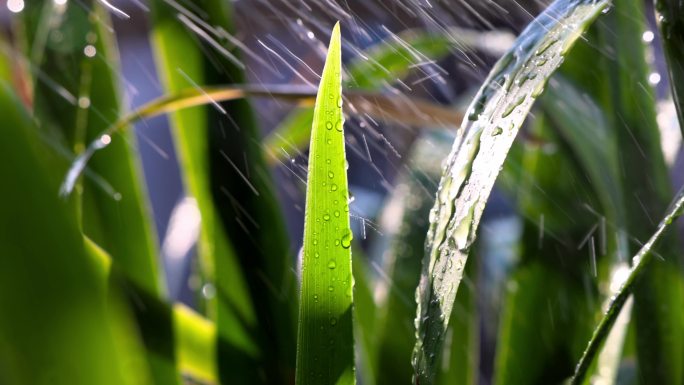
[411,1,610,383]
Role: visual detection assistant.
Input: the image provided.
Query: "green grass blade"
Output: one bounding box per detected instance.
[571,191,684,384]
[351,250,378,385]
[149,2,263,380]
[542,76,625,233]
[374,130,455,385]
[411,1,610,383]
[20,1,163,297]
[656,0,684,138]
[0,82,147,385]
[87,233,241,385]
[296,22,355,385]
[588,1,684,381]
[493,111,602,385]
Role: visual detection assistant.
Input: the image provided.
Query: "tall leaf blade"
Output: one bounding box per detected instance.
[296,22,355,385]
[21,1,162,296]
[412,1,610,383]
[148,3,261,380]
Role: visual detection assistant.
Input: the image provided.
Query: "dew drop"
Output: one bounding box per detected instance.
[328,171,334,179]
[315,252,320,259]
[492,127,503,136]
[323,214,331,221]
[330,317,337,326]
[328,260,337,269]
[328,285,334,292]
[325,121,333,130]
[335,120,342,132]
[334,210,340,217]
[341,231,352,249]
[330,184,338,191]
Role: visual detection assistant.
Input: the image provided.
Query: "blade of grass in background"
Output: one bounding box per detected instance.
[20,1,163,296]
[372,130,478,385]
[571,190,684,384]
[0,81,148,385]
[412,1,610,382]
[149,1,269,381]
[351,249,378,385]
[59,84,461,188]
[296,22,355,385]
[656,0,684,138]
[17,3,175,383]
[494,113,601,385]
[597,1,684,382]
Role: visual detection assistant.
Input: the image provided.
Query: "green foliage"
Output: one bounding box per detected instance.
[2,1,684,385]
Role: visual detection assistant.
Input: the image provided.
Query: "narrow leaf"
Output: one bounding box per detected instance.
[412,1,610,383]
[571,190,684,384]
[296,22,355,385]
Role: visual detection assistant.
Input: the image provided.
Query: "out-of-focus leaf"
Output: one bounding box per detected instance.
[17,4,172,383]
[374,129,480,385]
[296,22,355,385]
[542,76,625,232]
[0,82,148,385]
[149,1,280,382]
[352,249,377,385]
[412,1,610,382]
[494,112,600,385]
[656,0,684,138]
[60,84,462,188]
[86,234,233,385]
[22,1,163,297]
